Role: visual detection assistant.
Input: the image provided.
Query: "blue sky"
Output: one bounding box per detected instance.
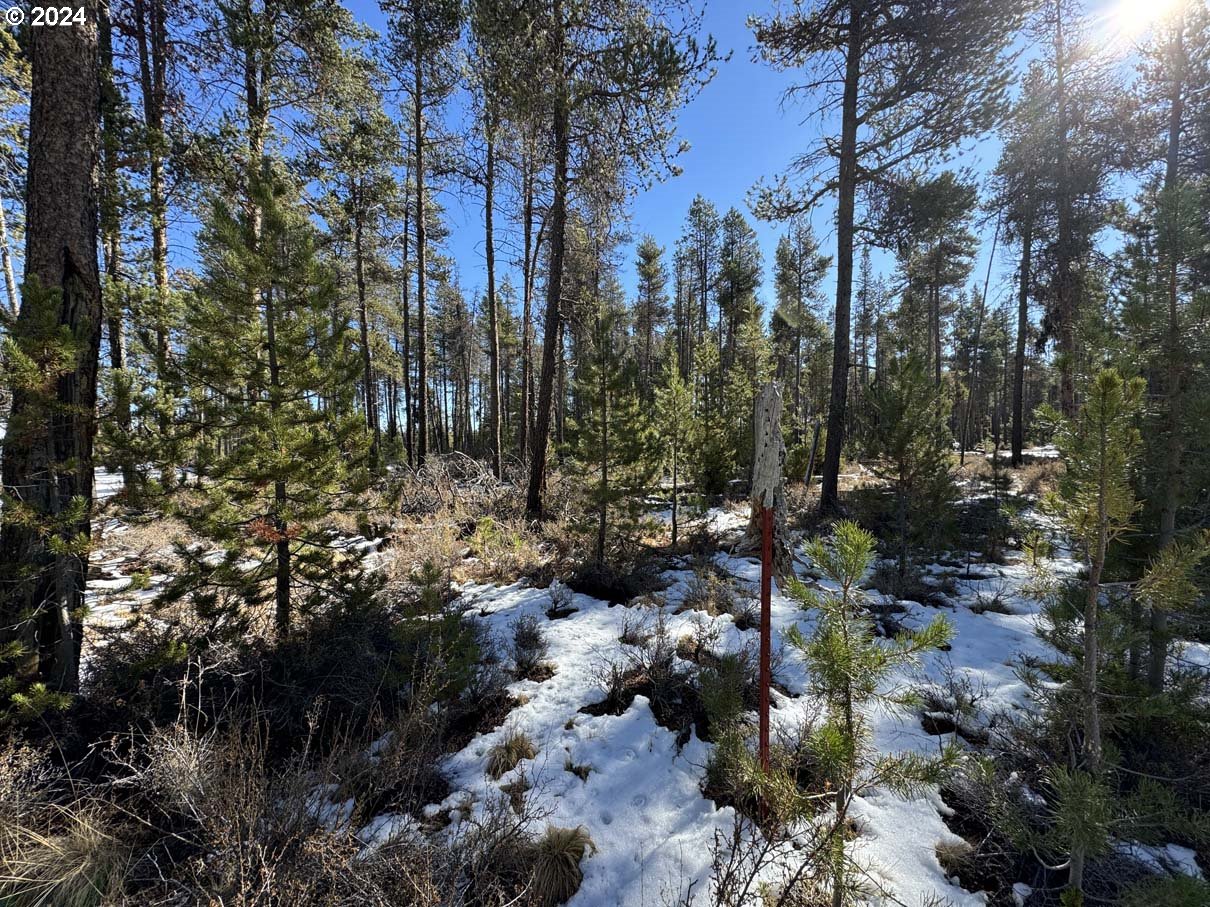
[350,0,1141,327]
[156,0,1142,327]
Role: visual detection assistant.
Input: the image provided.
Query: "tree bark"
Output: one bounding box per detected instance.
[526,17,568,518]
[519,130,536,461]
[595,307,609,564]
[484,120,502,478]
[1151,9,1187,694]
[263,285,291,636]
[401,194,413,467]
[0,203,18,316]
[354,207,380,471]
[134,0,173,484]
[1070,410,1109,898]
[413,18,429,466]
[819,3,862,514]
[0,0,102,692]
[100,2,135,495]
[1012,212,1032,466]
[1053,0,1077,418]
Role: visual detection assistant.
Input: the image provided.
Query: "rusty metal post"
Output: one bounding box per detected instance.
[759,504,772,773]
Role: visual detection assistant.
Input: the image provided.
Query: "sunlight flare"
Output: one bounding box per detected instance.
[1112,0,1183,38]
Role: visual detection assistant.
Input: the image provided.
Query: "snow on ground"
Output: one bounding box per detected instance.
[79,469,1205,903]
[357,504,1114,906]
[649,501,749,537]
[442,580,736,903]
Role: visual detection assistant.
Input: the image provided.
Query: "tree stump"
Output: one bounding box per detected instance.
[745,382,793,581]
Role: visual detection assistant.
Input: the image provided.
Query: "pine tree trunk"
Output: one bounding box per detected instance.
[527,31,568,518]
[100,5,136,496]
[0,1,102,693]
[0,202,18,315]
[401,199,413,467]
[134,0,172,484]
[1070,443,1108,898]
[484,124,502,478]
[263,287,291,636]
[671,443,679,547]
[413,26,429,467]
[1012,214,1032,466]
[556,318,567,447]
[386,366,398,440]
[1053,0,1077,418]
[519,141,535,461]
[596,312,609,564]
[819,3,862,514]
[931,254,942,388]
[355,209,380,471]
[1151,12,1187,694]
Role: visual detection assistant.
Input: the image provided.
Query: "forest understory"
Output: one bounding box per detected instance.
[1,446,1205,907]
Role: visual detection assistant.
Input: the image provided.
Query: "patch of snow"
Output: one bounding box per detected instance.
[305,783,354,832]
[355,812,421,859]
[1115,840,1204,879]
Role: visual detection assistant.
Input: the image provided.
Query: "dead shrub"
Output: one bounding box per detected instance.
[679,566,737,616]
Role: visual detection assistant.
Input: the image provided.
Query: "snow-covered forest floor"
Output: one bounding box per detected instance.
[71,452,1209,906]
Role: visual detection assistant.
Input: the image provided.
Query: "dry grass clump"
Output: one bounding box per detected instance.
[93,513,196,570]
[530,825,596,906]
[1015,458,1062,497]
[679,566,737,616]
[934,837,974,878]
[486,729,537,780]
[0,801,131,907]
[955,454,994,484]
[469,516,546,583]
[381,519,465,591]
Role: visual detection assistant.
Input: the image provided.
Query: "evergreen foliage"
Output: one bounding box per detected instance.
[864,355,957,593]
[787,521,956,907]
[163,176,371,637]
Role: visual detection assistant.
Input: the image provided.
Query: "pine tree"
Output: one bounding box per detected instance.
[568,275,658,566]
[786,521,955,907]
[990,66,1052,466]
[303,72,403,474]
[386,0,461,467]
[1051,368,1144,895]
[865,355,956,595]
[0,1,102,698]
[875,171,978,388]
[753,0,1025,513]
[633,235,669,399]
[771,220,829,447]
[654,353,691,547]
[717,208,762,376]
[689,340,729,496]
[484,0,720,518]
[1126,3,1210,692]
[166,176,369,638]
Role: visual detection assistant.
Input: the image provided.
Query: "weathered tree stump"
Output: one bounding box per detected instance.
[744,382,794,581]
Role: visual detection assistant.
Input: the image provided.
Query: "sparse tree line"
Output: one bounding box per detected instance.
[0,0,1206,687]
